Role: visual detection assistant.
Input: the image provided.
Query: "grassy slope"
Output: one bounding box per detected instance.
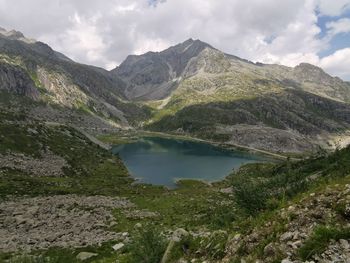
[2,114,350,262]
[1,94,350,262]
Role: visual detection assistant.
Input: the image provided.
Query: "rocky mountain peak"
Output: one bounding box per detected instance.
[0,27,36,44]
[293,62,338,85]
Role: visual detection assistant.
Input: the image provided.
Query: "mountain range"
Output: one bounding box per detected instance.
[1,28,350,154]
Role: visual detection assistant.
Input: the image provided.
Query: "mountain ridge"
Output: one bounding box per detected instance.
[0,27,350,153]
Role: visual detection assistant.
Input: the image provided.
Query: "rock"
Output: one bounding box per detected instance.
[280,232,294,242]
[233,233,241,241]
[109,221,117,227]
[171,228,189,242]
[220,187,234,194]
[291,240,302,249]
[76,252,98,261]
[281,259,293,263]
[112,243,125,251]
[340,239,349,249]
[263,242,276,257]
[134,222,142,228]
[0,195,134,252]
[288,206,295,211]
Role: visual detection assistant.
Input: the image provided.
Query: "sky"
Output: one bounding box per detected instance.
[0,0,349,80]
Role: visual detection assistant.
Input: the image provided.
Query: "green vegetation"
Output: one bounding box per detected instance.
[147,89,350,148]
[96,134,137,145]
[228,146,350,216]
[1,241,123,263]
[1,94,350,262]
[126,225,167,263]
[299,226,350,260]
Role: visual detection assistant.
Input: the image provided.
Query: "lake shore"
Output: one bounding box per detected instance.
[98,130,296,161]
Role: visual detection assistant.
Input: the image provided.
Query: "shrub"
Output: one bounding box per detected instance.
[128,225,167,263]
[233,176,268,215]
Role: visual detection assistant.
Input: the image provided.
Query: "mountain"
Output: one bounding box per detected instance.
[0,27,150,130]
[112,38,212,100]
[1,28,350,154]
[2,27,350,263]
[112,39,350,153]
[113,39,350,104]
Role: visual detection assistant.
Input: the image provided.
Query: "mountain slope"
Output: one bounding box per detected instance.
[113,39,350,105]
[112,39,212,100]
[1,29,350,154]
[111,39,350,153]
[0,28,150,129]
[147,89,350,153]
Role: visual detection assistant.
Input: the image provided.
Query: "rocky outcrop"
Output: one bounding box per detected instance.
[112,39,212,100]
[0,63,39,100]
[223,183,350,262]
[0,28,147,128]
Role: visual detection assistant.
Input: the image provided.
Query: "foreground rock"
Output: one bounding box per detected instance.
[0,195,134,252]
[76,252,98,261]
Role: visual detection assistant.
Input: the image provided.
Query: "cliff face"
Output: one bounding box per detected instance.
[0,62,39,100]
[0,28,150,129]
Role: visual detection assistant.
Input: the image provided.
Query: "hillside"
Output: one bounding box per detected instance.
[112,39,350,154]
[0,28,150,130]
[1,26,350,262]
[1,28,350,154]
[1,96,350,262]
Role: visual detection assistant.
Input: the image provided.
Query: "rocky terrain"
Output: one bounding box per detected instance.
[0,195,133,252]
[1,26,350,263]
[224,183,350,262]
[0,150,68,177]
[0,28,150,130]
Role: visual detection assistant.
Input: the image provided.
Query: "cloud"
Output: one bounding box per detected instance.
[326,18,350,36]
[317,0,350,16]
[320,48,350,80]
[0,0,349,79]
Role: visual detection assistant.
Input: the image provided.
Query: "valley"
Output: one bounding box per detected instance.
[0,27,350,263]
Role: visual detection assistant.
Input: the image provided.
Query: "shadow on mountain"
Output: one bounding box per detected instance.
[146,89,350,152]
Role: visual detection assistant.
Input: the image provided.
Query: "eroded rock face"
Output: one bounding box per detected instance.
[37,67,89,108]
[0,195,134,252]
[0,63,39,100]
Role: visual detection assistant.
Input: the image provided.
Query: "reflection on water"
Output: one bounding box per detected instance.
[112,137,265,188]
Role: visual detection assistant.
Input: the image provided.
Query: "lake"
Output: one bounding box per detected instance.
[112,137,265,188]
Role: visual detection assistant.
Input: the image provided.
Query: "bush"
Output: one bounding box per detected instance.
[128,225,167,263]
[233,176,268,215]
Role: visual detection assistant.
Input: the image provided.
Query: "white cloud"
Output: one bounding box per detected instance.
[326,18,350,36]
[320,48,350,79]
[0,0,349,79]
[317,0,350,16]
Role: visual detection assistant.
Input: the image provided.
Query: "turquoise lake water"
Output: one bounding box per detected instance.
[112,137,265,188]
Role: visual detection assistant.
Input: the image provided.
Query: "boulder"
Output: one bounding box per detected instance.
[112,242,125,251]
[76,252,98,261]
[171,228,189,242]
